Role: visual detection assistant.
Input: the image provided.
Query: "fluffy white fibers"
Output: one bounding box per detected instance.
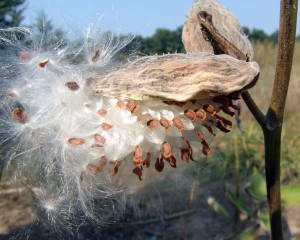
[0,17,239,235]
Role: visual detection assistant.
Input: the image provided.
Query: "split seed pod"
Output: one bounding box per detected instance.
[88,52,259,101]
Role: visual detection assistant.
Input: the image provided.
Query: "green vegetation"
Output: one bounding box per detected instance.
[0,0,25,28]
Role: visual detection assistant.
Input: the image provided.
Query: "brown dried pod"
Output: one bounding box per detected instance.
[88,52,259,102]
[11,107,27,124]
[182,0,254,57]
[68,138,85,147]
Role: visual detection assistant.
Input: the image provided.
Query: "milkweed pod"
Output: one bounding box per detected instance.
[88,52,259,102]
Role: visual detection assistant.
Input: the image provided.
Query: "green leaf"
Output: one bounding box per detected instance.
[281,183,300,207]
[260,210,271,234]
[247,168,266,204]
[234,225,260,240]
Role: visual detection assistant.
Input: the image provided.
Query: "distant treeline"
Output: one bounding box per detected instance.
[124,26,299,56]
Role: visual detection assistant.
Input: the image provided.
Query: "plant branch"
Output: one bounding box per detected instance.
[267,0,298,125]
[241,91,265,127]
[262,1,298,239]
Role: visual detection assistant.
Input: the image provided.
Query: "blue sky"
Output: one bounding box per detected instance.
[23,0,300,37]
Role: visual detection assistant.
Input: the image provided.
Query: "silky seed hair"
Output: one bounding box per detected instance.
[0,0,258,234]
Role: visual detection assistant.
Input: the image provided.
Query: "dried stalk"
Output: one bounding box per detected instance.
[198,1,298,239]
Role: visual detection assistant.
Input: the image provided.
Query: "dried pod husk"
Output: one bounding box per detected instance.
[89,52,259,102]
[182,0,254,57]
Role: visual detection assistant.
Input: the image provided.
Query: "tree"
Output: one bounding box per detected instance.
[0,0,26,28]
[30,11,67,51]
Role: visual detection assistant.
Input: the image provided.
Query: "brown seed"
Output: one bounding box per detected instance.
[92,49,101,62]
[162,142,172,158]
[195,108,206,121]
[132,165,143,181]
[203,104,217,115]
[68,138,85,147]
[113,160,122,175]
[181,149,190,163]
[213,96,230,106]
[94,134,106,144]
[11,107,27,124]
[97,109,107,116]
[117,99,124,108]
[131,105,141,114]
[133,145,143,165]
[160,117,171,131]
[166,155,176,168]
[220,106,235,116]
[210,120,230,133]
[184,109,197,122]
[18,50,31,61]
[126,100,135,112]
[202,124,216,136]
[101,123,113,131]
[65,81,80,91]
[137,113,151,121]
[39,59,49,68]
[182,136,194,161]
[219,117,233,129]
[143,152,151,168]
[173,116,184,132]
[147,118,160,130]
[155,153,164,172]
[201,140,211,155]
[87,162,104,174]
[134,145,143,159]
[196,130,205,141]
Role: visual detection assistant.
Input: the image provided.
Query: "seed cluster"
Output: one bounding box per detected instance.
[22,78,239,181]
